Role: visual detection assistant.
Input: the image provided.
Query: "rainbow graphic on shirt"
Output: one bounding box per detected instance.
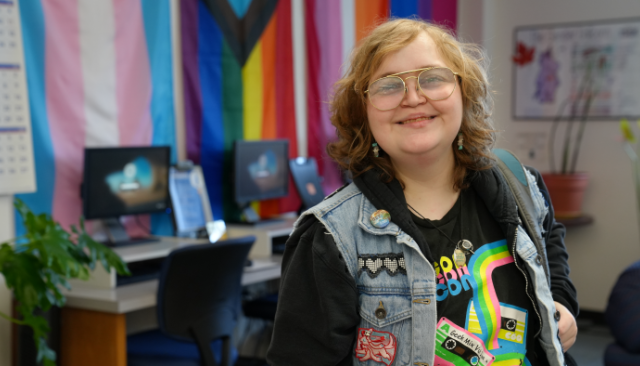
[467,302,528,365]
[434,239,533,364]
[435,317,495,366]
[466,240,515,351]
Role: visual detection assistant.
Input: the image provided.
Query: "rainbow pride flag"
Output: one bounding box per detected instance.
[17,0,176,236]
[183,0,457,221]
[181,0,301,221]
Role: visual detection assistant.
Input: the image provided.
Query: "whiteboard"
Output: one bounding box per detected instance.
[513,17,640,120]
[0,0,36,195]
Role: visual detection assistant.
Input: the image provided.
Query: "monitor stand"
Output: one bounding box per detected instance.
[102,218,159,247]
[235,205,285,226]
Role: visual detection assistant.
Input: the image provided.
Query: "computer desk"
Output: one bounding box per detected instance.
[59,236,283,366]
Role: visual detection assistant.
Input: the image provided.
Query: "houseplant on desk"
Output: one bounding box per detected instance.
[0,198,130,366]
[543,48,606,218]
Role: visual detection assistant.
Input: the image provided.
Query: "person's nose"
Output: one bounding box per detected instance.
[400,76,427,107]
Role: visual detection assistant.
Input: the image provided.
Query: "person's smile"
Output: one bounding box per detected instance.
[396,113,437,126]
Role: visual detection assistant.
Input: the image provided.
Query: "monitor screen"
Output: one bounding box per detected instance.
[289,157,324,210]
[82,146,171,219]
[234,139,289,205]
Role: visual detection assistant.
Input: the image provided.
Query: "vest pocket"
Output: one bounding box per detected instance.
[357,292,412,365]
[359,292,412,327]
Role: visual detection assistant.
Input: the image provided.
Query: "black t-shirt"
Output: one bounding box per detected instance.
[411,188,548,366]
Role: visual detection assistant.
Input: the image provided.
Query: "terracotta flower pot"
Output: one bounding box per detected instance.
[541,173,589,218]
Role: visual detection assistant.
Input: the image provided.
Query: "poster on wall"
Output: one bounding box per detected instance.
[513,17,640,120]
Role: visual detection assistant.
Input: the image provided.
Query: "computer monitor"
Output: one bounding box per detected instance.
[82,146,171,245]
[233,139,289,223]
[289,157,324,212]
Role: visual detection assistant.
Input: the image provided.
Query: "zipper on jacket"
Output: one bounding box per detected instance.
[511,225,543,339]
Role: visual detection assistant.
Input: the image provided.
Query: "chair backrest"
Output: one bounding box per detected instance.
[156,236,255,365]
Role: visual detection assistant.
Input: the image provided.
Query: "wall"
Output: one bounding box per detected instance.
[458,0,640,312]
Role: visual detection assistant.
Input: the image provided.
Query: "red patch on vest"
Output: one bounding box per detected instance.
[355,328,397,365]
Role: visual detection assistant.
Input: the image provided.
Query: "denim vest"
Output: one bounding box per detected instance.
[295,170,565,366]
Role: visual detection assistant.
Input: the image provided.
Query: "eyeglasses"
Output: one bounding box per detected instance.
[364,67,460,111]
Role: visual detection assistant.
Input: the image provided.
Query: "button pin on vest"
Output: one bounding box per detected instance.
[375,301,387,319]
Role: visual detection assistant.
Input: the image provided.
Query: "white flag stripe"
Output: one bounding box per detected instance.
[340,0,355,75]
[79,0,119,147]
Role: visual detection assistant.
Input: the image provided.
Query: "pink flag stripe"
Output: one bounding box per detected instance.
[114,0,153,147]
[484,255,515,349]
[432,0,457,31]
[314,0,344,195]
[43,0,87,230]
[114,0,153,236]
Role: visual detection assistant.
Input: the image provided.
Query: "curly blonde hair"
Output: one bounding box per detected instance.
[326,18,496,189]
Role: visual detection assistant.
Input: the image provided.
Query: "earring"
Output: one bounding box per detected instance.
[372,142,379,157]
[457,133,464,150]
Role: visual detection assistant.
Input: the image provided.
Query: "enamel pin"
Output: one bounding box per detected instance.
[370,210,391,228]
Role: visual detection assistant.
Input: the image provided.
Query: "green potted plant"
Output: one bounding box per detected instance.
[544,48,606,218]
[0,198,130,366]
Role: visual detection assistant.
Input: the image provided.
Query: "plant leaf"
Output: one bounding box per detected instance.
[7,198,131,366]
[0,247,49,312]
[78,231,131,276]
[36,336,56,365]
[621,118,636,143]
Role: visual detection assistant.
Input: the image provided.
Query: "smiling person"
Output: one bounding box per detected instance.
[267,18,578,366]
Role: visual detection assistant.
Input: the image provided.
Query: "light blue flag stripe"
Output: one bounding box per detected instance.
[16,0,55,237]
[141,0,178,235]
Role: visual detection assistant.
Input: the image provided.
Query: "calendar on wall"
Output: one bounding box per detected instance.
[0,0,36,195]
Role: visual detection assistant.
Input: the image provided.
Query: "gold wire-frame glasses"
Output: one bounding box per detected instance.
[364,67,460,111]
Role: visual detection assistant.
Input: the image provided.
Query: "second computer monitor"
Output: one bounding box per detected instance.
[233,139,289,206]
[289,157,324,211]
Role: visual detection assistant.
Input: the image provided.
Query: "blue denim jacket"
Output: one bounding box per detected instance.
[295,168,566,366]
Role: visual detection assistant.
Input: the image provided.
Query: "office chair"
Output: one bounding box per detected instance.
[127,236,256,366]
[604,260,640,365]
[241,292,278,359]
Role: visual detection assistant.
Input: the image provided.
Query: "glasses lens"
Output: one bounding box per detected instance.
[368,77,405,111]
[418,68,456,100]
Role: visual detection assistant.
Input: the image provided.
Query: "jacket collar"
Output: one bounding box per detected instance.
[354,169,435,262]
[468,167,520,226]
[353,165,521,261]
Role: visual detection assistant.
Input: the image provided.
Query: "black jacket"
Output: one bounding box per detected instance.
[267,165,578,366]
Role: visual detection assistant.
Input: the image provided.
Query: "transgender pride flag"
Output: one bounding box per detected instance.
[17,0,176,236]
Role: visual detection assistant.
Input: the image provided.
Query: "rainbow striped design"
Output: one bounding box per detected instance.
[181,0,300,221]
[184,0,458,221]
[466,240,515,350]
[17,0,176,236]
